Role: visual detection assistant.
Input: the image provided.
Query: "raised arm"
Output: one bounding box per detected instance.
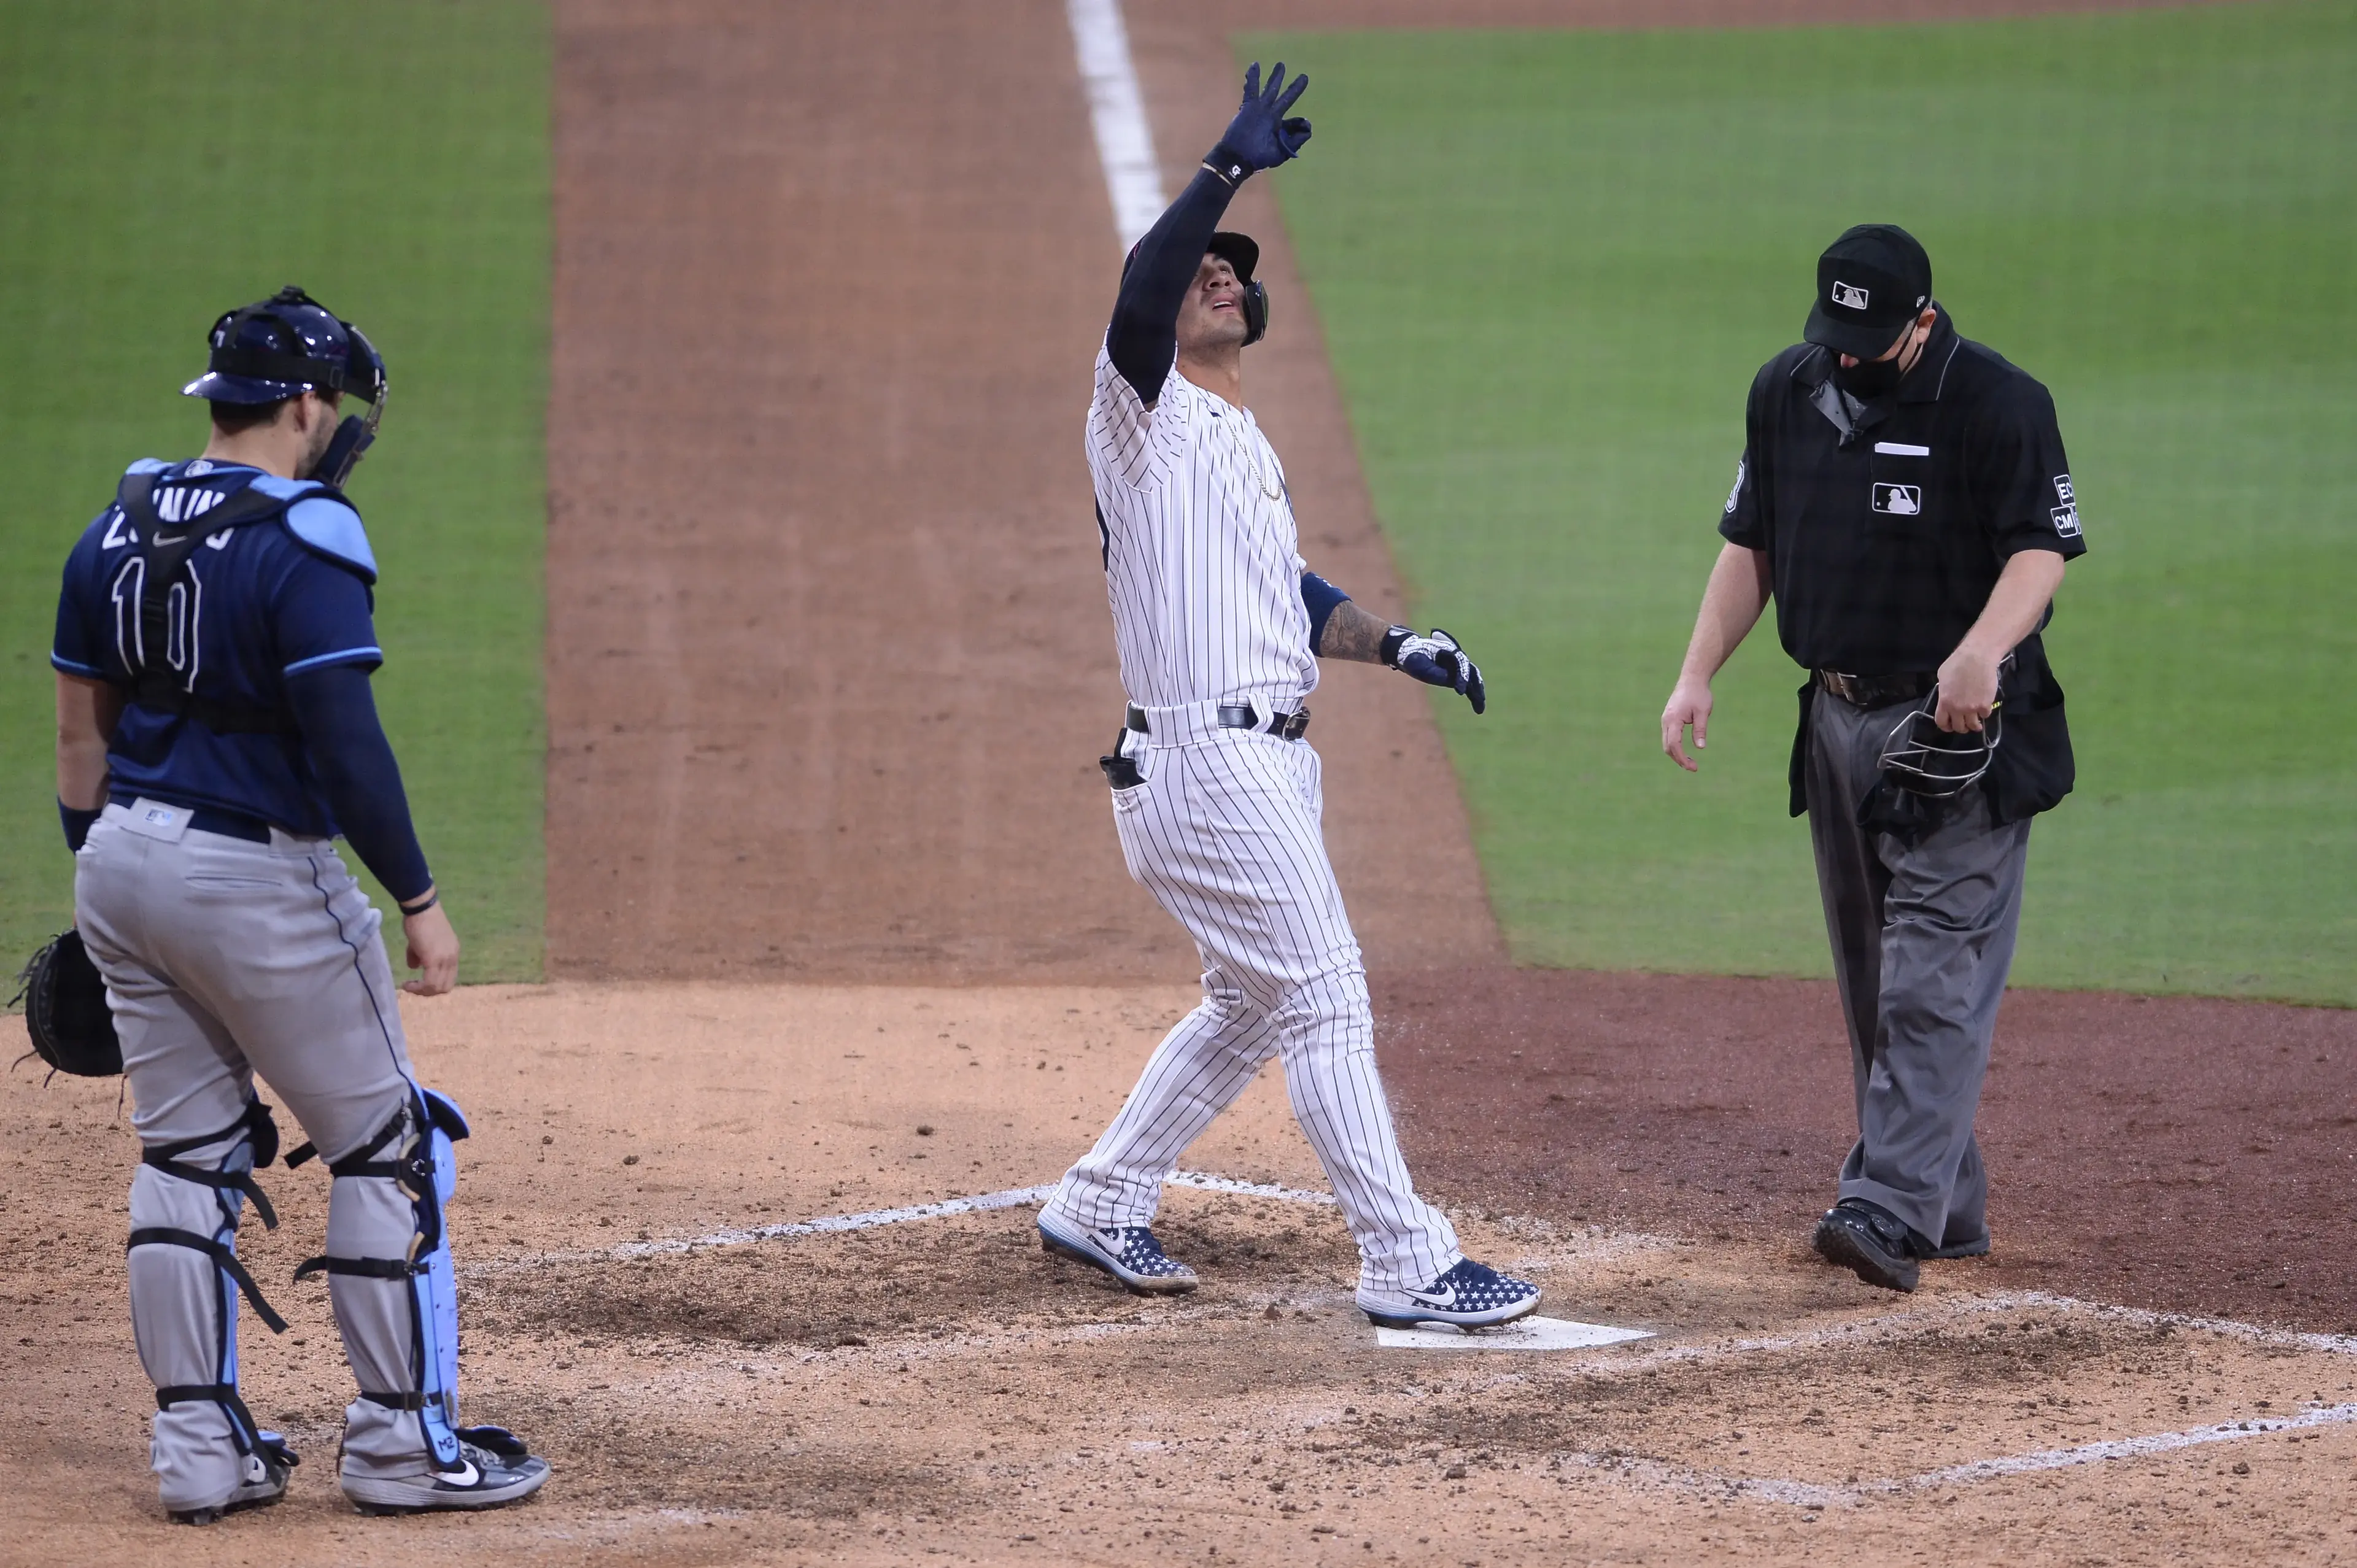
[1105,63,1310,404]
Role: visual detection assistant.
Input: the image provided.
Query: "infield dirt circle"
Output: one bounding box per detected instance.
[7,2,2355,1565]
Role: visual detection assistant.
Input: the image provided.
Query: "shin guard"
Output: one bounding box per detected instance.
[300,1086,473,1476]
[126,1099,295,1511]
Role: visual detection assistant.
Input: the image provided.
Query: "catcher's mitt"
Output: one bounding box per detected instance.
[10,929,122,1078]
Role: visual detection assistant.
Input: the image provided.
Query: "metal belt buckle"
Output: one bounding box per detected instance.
[1276,706,1310,741]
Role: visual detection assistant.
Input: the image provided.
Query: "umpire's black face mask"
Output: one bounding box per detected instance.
[1832,315,1929,400]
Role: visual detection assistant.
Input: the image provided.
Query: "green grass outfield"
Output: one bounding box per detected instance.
[0,2,549,981]
[1249,2,2356,1005]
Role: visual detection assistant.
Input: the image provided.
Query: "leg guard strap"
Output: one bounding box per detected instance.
[142,1099,283,1229]
[361,1389,426,1410]
[129,1227,288,1334]
[155,1383,266,1456]
[294,1254,412,1283]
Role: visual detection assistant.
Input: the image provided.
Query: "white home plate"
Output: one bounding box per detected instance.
[1374,1315,1654,1351]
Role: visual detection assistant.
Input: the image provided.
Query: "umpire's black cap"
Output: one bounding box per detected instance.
[1803,224,1932,359]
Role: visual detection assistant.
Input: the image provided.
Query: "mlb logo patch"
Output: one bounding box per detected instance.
[1831,280,1870,311]
[2052,504,2082,538]
[1871,482,1922,516]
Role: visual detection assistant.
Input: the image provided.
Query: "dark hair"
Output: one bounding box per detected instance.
[209,398,292,436]
[208,388,338,438]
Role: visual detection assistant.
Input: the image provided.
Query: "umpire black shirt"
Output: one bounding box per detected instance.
[1717,308,2088,821]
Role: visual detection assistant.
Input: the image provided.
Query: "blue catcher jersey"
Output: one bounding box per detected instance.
[52,458,384,835]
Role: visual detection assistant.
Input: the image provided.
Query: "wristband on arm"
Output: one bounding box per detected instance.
[59,799,100,853]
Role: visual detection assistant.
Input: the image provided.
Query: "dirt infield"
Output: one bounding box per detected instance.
[1374,969,2357,1333]
[7,987,2355,1564]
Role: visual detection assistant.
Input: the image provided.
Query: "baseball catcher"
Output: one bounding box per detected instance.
[45,286,549,1521]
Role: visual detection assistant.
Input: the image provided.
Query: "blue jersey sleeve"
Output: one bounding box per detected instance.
[50,520,116,680]
[271,549,383,678]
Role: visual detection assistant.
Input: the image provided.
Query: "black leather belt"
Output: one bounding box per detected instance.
[1125,703,1311,742]
[110,792,274,844]
[1814,670,1934,708]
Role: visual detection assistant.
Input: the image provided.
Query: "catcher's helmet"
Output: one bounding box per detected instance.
[181,285,388,487]
[182,284,385,407]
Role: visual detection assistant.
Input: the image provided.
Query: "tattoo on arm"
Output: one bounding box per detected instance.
[1317,597,1393,663]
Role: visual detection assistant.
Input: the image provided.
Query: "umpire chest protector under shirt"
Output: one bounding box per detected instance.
[1717,309,2089,821]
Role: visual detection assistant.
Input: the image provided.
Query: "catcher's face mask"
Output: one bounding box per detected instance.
[312,322,386,489]
[1878,691,2003,798]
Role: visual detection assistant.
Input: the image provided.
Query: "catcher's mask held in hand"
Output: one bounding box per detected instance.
[11,929,123,1078]
[1879,689,2003,798]
[183,284,388,489]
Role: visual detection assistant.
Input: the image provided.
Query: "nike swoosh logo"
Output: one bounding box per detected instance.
[1405,1284,1458,1308]
[434,1460,480,1488]
[153,532,187,546]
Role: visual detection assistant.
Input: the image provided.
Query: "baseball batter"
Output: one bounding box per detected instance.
[1038,66,1540,1331]
[49,288,549,1520]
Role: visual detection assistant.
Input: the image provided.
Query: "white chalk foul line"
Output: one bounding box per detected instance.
[609,1183,1056,1260]
[1066,0,1163,249]
[1985,1288,2357,1358]
[602,1170,1333,1262]
[1596,1400,2357,1512]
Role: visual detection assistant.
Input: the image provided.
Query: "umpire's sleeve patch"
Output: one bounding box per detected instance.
[285,497,379,584]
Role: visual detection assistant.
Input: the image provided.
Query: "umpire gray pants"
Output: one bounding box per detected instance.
[1805,695,2030,1251]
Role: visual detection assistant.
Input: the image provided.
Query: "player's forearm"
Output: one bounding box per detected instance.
[55,671,122,811]
[1316,595,1391,663]
[285,665,433,905]
[1952,548,2065,666]
[1677,543,1772,684]
[1106,165,1242,401]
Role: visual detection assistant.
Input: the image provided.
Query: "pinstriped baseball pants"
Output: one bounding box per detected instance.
[1045,728,1461,1293]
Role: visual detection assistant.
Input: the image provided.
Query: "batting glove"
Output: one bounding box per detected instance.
[1384,626,1486,715]
[1207,63,1311,183]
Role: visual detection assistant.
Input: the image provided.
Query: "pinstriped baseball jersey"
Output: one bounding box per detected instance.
[1053,345,1463,1296]
[1087,346,1314,709]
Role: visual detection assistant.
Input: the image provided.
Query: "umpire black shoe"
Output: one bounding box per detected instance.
[1812,1198,1921,1293]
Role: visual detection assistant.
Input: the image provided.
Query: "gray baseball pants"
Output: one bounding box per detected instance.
[75,800,451,1513]
[1804,695,2031,1250]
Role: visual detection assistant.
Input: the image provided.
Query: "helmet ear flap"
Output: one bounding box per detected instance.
[1242,279,1268,346]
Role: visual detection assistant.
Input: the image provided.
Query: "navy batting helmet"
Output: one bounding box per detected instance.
[1119,232,1269,347]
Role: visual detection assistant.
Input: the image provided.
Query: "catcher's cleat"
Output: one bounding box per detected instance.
[340,1436,551,1515]
[1037,1214,1198,1294]
[1359,1259,1541,1330]
[1812,1198,1922,1292]
[168,1439,296,1525]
